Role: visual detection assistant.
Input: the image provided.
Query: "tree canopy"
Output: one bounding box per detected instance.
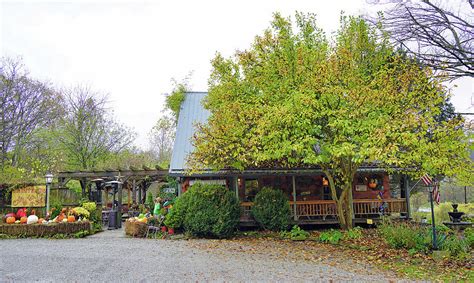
[191,13,472,228]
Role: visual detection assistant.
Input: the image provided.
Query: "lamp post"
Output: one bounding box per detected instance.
[45,173,53,215]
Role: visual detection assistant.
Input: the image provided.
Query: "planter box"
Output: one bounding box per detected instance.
[0,221,91,237]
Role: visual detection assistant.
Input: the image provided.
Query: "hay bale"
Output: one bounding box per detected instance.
[125,221,147,237]
[0,221,91,237]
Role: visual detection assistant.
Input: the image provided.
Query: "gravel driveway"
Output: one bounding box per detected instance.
[0,229,403,282]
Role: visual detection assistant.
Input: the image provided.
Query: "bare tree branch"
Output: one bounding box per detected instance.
[366,0,474,80]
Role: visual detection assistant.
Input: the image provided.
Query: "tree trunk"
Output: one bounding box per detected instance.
[324,170,355,230]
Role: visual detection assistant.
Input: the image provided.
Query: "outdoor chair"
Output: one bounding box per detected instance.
[145,215,165,238]
[145,225,160,238]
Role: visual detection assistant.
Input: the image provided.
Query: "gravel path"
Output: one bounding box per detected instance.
[0,229,404,282]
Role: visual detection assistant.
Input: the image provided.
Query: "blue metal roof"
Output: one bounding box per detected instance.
[169,92,210,173]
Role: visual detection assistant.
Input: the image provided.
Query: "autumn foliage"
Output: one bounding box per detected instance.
[190,13,471,229]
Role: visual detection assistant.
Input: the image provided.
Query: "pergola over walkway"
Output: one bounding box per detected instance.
[56,165,169,206]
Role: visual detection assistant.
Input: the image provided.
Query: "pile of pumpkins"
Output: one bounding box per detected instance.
[3,207,77,225]
[127,213,148,224]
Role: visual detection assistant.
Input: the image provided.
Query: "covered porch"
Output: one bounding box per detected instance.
[178,168,411,226]
[240,198,407,225]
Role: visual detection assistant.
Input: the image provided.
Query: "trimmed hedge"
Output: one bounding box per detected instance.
[0,221,91,237]
[251,187,291,231]
[165,183,240,238]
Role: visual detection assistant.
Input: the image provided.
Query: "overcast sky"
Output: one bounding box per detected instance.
[1,0,472,149]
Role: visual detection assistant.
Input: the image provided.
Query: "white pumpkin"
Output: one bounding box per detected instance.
[27,215,38,224]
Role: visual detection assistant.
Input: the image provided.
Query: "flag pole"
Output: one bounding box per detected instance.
[429,185,438,250]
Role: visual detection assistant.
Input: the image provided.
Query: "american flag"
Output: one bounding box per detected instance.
[433,182,440,205]
[421,174,433,186]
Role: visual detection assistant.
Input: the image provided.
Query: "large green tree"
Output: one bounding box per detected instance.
[191,13,471,229]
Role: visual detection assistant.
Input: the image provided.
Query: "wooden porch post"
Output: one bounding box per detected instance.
[292,175,297,221]
[132,180,136,203]
[404,174,411,219]
[138,182,142,204]
[233,176,239,200]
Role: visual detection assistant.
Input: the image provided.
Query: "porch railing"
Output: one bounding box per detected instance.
[240,199,407,221]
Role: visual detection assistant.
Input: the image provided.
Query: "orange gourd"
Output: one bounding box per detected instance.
[38,218,44,224]
[67,215,75,223]
[368,182,377,189]
[56,213,65,222]
[20,216,27,224]
[6,216,15,224]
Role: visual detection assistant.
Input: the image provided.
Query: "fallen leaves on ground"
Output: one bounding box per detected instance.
[183,229,473,281]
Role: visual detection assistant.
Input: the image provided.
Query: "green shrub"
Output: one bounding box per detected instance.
[146,192,155,212]
[441,235,470,259]
[280,225,309,241]
[81,202,97,213]
[165,183,240,238]
[378,222,431,252]
[164,192,190,229]
[464,228,474,249]
[72,207,90,219]
[319,229,343,244]
[251,187,290,231]
[344,227,363,240]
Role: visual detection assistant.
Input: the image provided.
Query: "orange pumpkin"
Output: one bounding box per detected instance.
[67,215,75,223]
[368,182,377,189]
[20,216,27,224]
[6,216,16,224]
[38,218,45,224]
[56,213,65,222]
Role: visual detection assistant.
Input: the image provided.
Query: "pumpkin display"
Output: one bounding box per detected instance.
[6,216,16,224]
[20,216,28,224]
[5,213,15,219]
[27,215,39,224]
[56,213,66,222]
[67,215,75,223]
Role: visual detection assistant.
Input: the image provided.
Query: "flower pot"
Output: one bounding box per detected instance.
[168,228,174,235]
[161,226,167,232]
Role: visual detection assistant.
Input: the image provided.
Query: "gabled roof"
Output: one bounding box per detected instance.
[169,92,210,174]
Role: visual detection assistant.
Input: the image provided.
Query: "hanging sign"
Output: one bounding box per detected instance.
[11,186,46,207]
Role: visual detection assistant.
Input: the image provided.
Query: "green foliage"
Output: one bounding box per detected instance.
[191,12,471,229]
[81,202,101,232]
[50,201,62,219]
[440,235,470,259]
[81,202,96,213]
[165,83,186,120]
[72,207,90,219]
[164,192,189,229]
[344,227,363,240]
[165,183,240,238]
[146,192,155,212]
[251,187,290,231]
[319,229,343,244]
[379,222,430,252]
[73,230,90,238]
[464,228,474,249]
[280,225,310,241]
